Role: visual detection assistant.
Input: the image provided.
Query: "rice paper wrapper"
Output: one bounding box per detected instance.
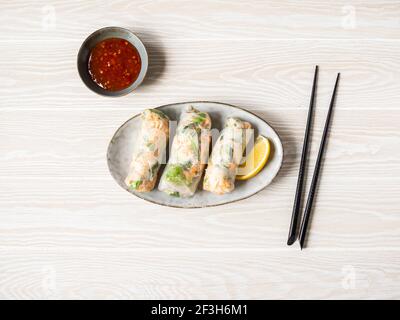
[203,117,252,195]
[125,109,169,192]
[159,106,211,198]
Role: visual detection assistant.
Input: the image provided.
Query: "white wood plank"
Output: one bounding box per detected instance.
[1,249,400,299]
[1,175,399,249]
[1,0,400,299]
[0,40,399,111]
[1,0,399,41]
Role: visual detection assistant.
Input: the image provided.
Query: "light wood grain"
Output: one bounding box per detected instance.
[1,0,399,41]
[1,249,400,299]
[1,0,400,300]
[1,40,399,110]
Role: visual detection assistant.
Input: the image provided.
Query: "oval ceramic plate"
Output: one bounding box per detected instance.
[107,101,283,208]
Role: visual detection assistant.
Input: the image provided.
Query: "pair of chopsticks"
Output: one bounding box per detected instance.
[287,66,340,249]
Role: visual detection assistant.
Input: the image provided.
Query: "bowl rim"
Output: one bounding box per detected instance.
[77,26,149,97]
[106,100,285,208]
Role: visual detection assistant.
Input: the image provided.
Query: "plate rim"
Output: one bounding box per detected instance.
[107,100,284,208]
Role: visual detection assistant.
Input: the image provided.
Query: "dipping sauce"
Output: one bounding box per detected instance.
[88,38,141,91]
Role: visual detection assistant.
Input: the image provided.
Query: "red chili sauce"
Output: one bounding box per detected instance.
[88,38,141,91]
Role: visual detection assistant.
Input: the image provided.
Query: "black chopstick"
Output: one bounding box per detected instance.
[298,72,340,249]
[287,65,318,246]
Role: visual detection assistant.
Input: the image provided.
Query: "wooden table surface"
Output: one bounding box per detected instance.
[1,0,400,299]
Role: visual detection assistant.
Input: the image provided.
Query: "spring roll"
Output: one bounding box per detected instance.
[159,106,211,197]
[125,109,169,192]
[203,118,252,195]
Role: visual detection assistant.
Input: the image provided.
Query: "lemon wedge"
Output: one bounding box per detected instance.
[236,135,271,180]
